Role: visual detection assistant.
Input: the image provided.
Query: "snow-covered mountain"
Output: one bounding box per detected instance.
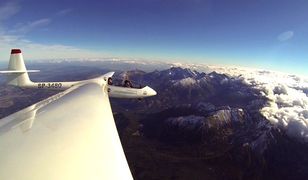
[103,59,308,143]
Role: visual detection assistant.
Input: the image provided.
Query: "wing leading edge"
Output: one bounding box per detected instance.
[0,83,133,180]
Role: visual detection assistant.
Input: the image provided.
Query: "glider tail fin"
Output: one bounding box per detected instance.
[0,49,38,87]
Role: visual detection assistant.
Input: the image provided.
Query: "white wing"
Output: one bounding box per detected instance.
[0,83,133,180]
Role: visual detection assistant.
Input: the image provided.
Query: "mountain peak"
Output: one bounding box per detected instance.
[160,67,199,80]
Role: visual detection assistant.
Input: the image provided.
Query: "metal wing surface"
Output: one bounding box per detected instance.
[0,83,133,180]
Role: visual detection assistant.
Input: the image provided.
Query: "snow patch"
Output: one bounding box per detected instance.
[174,77,197,87]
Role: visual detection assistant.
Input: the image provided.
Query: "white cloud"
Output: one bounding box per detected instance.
[10,18,51,34]
[56,8,73,16]
[0,34,107,60]
[209,65,308,142]
[278,31,294,42]
[0,2,106,60]
[0,2,20,21]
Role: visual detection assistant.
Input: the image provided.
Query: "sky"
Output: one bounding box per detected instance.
[0,0,308,75]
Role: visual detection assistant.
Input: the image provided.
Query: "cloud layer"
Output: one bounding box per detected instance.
[0,2,20,21]
[209,65,308,142]
[278,31,294,41]
[10,18,51,34]
[0,2,104,60]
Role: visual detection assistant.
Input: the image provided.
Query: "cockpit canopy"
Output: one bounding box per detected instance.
[107,77,144,89]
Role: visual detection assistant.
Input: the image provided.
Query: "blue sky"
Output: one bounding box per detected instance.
[0,0,308,75]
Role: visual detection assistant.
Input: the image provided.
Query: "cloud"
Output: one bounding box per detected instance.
[0,34,106,60]
[209,65,308,142]
[278,31,294,42]
[56,8,73,16]
[0,1,20,21]
[0,2,106,60]
[10,18,51,34]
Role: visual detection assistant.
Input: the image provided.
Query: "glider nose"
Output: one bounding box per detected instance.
[143,86,157,96]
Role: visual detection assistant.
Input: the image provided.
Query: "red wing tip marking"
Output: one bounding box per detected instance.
[11,49,21,54]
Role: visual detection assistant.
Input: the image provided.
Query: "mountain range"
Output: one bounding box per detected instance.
[111,67,308,180]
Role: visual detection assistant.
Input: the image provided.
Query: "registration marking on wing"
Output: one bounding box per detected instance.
[37,83,63,89]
